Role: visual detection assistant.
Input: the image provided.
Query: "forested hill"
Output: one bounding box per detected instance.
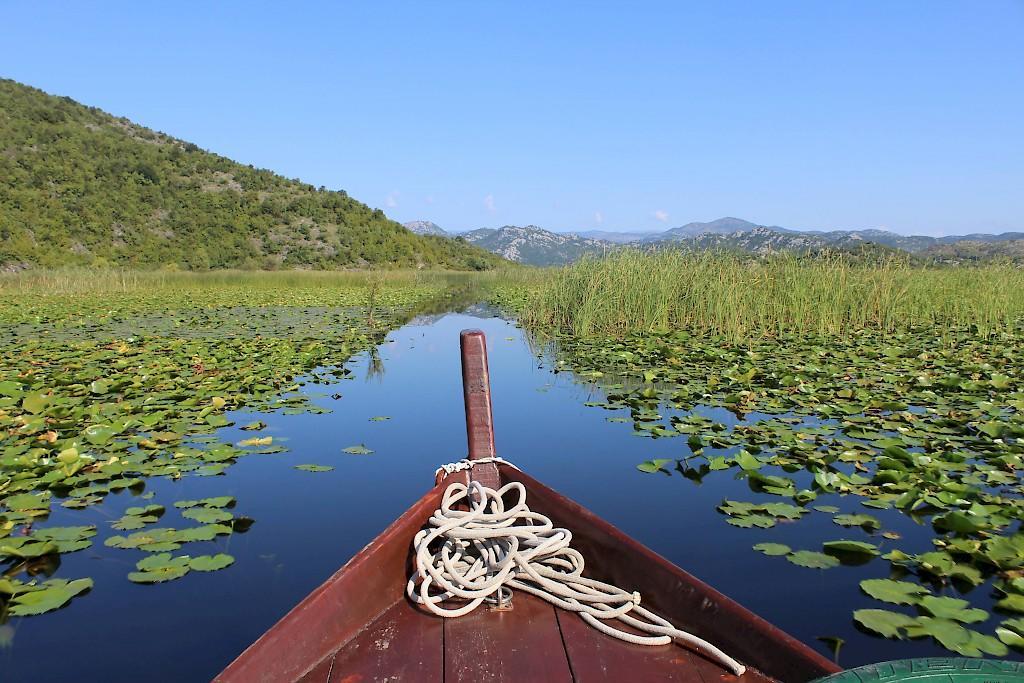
[0,79,501,270]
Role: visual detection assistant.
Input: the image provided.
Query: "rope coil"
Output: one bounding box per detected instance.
[407,473,746,676]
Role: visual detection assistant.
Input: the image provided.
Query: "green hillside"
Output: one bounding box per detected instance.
[0,79,501,270]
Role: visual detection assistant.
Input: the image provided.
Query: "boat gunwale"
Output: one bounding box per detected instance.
[215,464,840,682]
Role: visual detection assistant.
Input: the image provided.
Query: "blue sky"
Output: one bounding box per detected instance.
[1,2,1022,236]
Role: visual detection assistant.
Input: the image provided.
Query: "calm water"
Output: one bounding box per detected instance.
[2,309,995,681]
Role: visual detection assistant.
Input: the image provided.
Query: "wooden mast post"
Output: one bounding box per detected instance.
[459,329,501,489]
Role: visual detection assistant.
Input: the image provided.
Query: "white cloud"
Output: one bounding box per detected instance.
[484,194,496,213]
[594,210,604,224]
[385,190,400,208]
[653,210,669,223]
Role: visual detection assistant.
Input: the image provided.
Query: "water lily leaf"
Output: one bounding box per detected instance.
[860,579,929,605]
[0,538,58,559]
[136,553,191,572]
[174,496,235,509]
[113,516,156,531]
[368,416,391,422]
[997,594,1024,614]
[3,492,51,511]
[753,542,791,556]
[295,464,334,472]
[933,510,991,535]
[904,617,972,652]
[726,514,776,528]
[342,445,374,455]
[957,631,1009,657]
[0,380,24,397]
[128,565,190,583]
[21,393,51,414]
[637,459,673,473]
[997,618,1024,649]
[854,609,916,638]
[189,554,235,572]
[138,541,182,552]
[787,550,840,569]
[125,505,164,517]
[240,421,266,431]
[978,421,1004,438]
[734,450,762,471]
[823,540,879,556]
[83,424,119,445]
[33,526,96,552]
[918,595,988,624]
[8,578,93,616]
[181,507,233,524]
[833,513,880,530]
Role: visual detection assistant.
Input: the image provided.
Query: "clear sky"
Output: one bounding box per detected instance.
[1,2,1022,236]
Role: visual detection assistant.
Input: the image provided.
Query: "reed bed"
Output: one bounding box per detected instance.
[0,268,438,295]
[521,251,1024,339]
[0,265,544,296]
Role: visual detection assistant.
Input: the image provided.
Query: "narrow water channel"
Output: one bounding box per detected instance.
[3,307,971,681]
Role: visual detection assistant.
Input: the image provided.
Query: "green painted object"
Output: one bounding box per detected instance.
[813,659,1024,683]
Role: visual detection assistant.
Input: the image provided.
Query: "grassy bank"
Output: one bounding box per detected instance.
[520,251,1024,339]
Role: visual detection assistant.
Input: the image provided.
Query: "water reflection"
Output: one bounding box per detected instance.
[1,308,991,682]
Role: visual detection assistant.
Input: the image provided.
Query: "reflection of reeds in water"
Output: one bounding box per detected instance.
[364,277,381,331]
[365,346,386,383]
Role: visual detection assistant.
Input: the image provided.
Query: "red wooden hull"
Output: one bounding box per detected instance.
[216,465,839,683]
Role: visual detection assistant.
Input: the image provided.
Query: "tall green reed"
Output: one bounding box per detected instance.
[521,250,1024,340]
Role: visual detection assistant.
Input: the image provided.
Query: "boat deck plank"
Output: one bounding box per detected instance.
[296,655,334,683]
[322,592,771,683]
[443,590,573,683]
[327,598,442,683]
[556,607,706,683]
[556,608,774,683]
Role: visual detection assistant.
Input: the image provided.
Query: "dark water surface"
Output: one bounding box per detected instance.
[3,310,983,681]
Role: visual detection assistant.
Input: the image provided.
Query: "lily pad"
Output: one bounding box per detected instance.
[636,459,673,473]
[823,540,879,556]
[189,554,235,572]
[853,609,916,638]
[181,507,233,524]
[295,464,334,472]
[833,514,881,530]
[917,596,988,624]
[7,578,93,616]
[860,579,929,606]
[787,550,840,569]
[753,542,791,556]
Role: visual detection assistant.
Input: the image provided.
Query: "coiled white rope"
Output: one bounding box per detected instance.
[407,470,746,676]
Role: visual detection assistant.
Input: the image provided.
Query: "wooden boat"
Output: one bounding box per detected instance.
[216,330,841,683]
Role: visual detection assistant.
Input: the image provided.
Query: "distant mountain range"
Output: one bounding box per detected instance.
[403,218,1024,266]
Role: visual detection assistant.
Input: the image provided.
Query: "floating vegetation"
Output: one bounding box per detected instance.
[527,302,1024,656]
[342,444,374,455]
[0,274,442,621]
[295,464,334,472]
[0,578,93,616]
